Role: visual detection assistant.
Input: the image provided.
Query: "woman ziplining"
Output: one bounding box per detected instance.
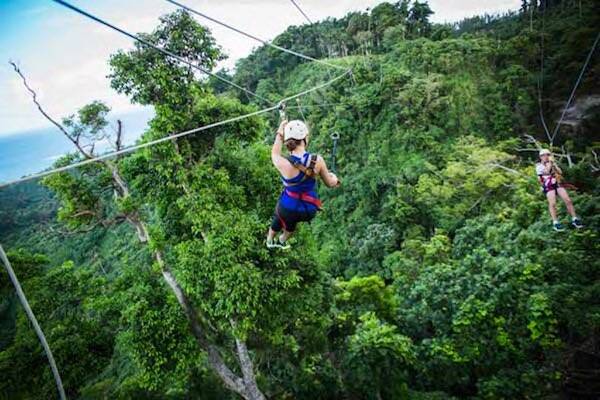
[532,29,598,232]
[266,116,340,249]
[536,148,583,231]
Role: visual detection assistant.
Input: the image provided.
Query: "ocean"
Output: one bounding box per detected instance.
[0,110,153,184]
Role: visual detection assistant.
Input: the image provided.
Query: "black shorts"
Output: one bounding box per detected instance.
[270,203,317,233]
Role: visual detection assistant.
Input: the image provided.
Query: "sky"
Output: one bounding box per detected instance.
[0,0,521,137]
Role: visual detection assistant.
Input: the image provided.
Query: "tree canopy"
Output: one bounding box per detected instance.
[1,1,599,399]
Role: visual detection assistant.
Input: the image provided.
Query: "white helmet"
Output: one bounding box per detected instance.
[284,120,309,141]
[539,148,551,156]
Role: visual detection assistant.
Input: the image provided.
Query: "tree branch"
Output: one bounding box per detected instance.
[9,61,93,159]
[116,120,123,153]
[488,163,527,177]
[231,319,265,400]
[45,214,127,236]
[559,145,573,168]
[156,254,248,397]
[522,133,544,149]
[590,150,600,173]
[466,189,494,214]
[71,210,98,219]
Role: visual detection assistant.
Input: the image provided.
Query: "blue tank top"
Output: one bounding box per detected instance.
[279,152,319,212]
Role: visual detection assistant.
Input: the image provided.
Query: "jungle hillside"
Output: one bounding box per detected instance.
[1,0,599,399]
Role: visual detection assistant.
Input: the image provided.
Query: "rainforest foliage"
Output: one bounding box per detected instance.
[1,1,599,399]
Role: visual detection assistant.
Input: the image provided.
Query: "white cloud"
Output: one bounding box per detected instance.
[428,0,520,23]
[1,0,520,136]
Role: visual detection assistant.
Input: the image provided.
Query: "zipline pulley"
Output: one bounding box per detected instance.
[330,132,340,172]
[278,101,287,121]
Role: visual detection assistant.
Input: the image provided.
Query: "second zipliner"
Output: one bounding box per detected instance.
[536,148,584,232]
[266,104,341,249]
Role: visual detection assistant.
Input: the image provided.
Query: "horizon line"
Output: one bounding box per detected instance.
[0,107,154,139]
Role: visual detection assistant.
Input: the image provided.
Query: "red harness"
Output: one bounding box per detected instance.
[284,189,323,210]
[283,153,323,210]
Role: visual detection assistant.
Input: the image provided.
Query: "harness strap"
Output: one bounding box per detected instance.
[275,205,287,230]
[539,174,555,189]
[284,189,322,210]
[286,154,318,180]
[282,154,322,210]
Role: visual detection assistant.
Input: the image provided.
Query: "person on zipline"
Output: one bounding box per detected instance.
[536,149,583,231]
[267,119,340,249]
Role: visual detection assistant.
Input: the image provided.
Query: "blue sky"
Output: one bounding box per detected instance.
[0,0,520,137]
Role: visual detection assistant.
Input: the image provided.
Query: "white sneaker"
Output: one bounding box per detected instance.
[278,235,291,250]
[572,218,584,229]
[266,239,291,250]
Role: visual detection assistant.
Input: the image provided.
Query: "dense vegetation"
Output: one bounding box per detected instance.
[1,1,599,399]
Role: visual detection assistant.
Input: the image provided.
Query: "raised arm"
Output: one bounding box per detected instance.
[317,156,340,188]
[271,120,289,170]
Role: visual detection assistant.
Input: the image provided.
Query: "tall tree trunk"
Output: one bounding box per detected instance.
[529,3,534,31]
[154,251,251,397]
[108,160,266,400]
[232,320,266,400]
[106,162,149,242]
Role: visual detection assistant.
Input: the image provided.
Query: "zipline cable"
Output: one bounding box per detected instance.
[550,31,600,144]
[0,244,67,400]
[289,0,313,24]
[50,0,271,105]
[0,69,351,189]
[296,98,308,122]
[164,0,346,72]
[536,1,552,142]
[0,0,352,189]
[284,102,348,109]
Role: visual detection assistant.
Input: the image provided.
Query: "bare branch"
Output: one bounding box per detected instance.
[157,257,247,396]
[466,189,494,214]
[560,145,574,168]
[116,120,123,152]
[591,150,600,173]
[47,223,100,236]
[522,133,544,149]
[234,335,265,400]
[45,214,127,237]
[71,210,98,219]
[489,163,527,177]
[9,61,93,159]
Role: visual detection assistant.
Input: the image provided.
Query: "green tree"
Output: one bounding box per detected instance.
[408,1,433,38]
[3,1,600,398]
[0,252,116,399]
[109,10,224,108]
